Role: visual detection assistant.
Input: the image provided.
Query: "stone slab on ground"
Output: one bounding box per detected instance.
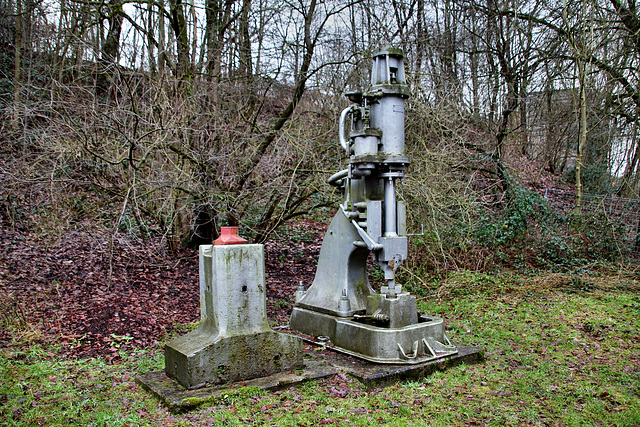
[137,352,339,413]
[312,344,483,390]
[137,344,482,413]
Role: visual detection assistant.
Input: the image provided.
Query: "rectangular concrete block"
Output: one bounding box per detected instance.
[165,244,303,389]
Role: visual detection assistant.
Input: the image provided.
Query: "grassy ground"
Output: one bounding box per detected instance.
[1,270,639,426]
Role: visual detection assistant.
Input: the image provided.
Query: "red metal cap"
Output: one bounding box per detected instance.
[213,226,247,245]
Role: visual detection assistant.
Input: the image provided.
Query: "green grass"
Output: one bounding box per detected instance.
[0,346,168,426]
[2,271,639,426]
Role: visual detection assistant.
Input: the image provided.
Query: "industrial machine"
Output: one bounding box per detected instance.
[289,47,457,364]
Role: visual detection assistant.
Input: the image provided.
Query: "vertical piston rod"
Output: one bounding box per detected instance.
[381,171,403,237]
[384,176,397,236]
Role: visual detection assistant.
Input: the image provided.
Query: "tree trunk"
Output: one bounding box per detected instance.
[415,0,425,80]
[238,0,252,77]
[619,111,639,196]
[98,0,125,93]
[147,2,157,74]
[519,81,529,156]
[575,59,588,214]
[158,0,167,73]
[169,0,192,78]
[102,0,124,63]
[12,0,22,132]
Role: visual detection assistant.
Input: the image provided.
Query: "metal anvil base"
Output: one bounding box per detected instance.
[289,306,457,364]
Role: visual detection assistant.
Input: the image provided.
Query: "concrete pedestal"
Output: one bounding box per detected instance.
[165,244,303,389]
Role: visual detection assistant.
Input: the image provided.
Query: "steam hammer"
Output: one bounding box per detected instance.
[289,47,457,364]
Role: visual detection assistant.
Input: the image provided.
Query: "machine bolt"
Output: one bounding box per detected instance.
[338,289,351,313]
[295,282,306,302]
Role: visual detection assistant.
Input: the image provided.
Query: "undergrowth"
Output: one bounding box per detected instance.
[409,183,635,276]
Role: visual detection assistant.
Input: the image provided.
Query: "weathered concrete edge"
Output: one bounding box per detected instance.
[342,345,484,390]
[136,358,340,413]
[136,345,484,412]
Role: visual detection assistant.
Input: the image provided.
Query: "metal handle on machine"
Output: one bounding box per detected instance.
[397,340,419,360]
[328,169,348,187]
[339,106,354,153]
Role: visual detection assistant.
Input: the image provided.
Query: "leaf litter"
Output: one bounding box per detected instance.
[0,216,324,360]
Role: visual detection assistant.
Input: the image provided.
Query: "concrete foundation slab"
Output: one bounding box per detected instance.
[314,344,483,390]
[138,342,482,413]
[137,350,339,413]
